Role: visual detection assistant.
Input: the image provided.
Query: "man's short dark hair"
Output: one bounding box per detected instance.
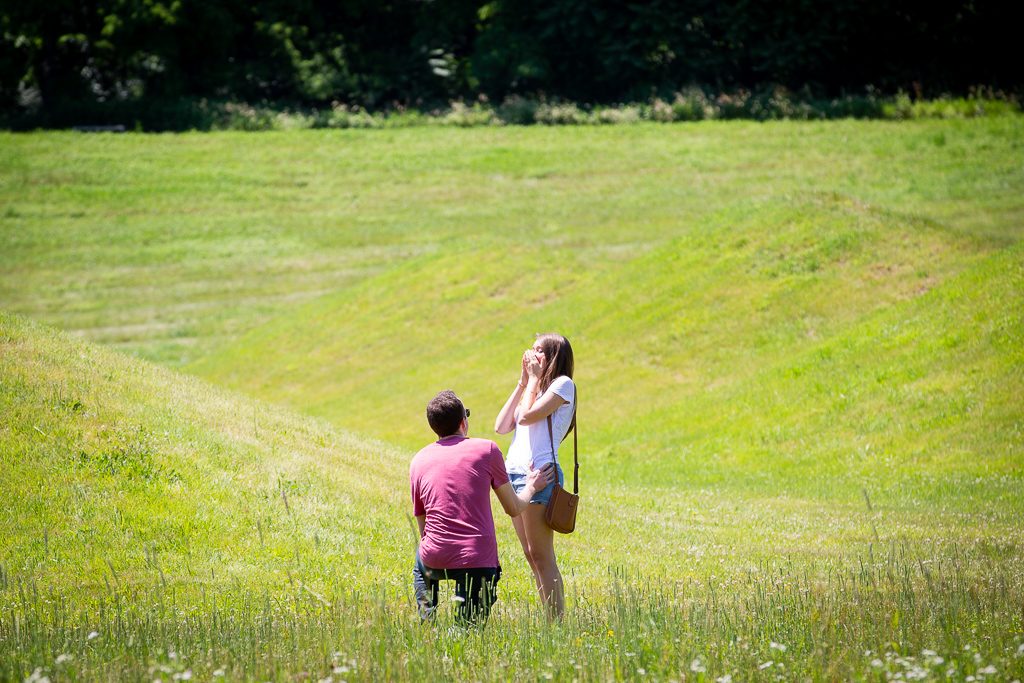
[426,390,466,437]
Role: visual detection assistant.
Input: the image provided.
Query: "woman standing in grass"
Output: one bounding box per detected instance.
[494,333,576,618]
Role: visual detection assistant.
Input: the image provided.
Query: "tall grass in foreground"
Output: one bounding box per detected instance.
[3,545,1022,681]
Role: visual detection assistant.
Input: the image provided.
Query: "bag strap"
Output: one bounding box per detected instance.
[545,383,579,495]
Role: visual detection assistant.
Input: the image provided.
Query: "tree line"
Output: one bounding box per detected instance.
[1,0,1018,128]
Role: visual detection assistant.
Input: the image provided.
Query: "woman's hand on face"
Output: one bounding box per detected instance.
[526,350,543,379]
[520,351,531,385]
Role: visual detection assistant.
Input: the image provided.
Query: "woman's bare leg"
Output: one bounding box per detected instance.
[511,513,542,590]
[521,504,564,618]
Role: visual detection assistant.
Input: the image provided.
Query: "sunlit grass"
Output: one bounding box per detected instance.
[4,541,1022,681]
[1,119,1023,679]
[2,307,1023,680]
[2,120,1022,366]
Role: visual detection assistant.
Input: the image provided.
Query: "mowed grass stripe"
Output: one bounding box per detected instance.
[596,243,1024,499]
[192,192,995,460]
[2,120,1022,365]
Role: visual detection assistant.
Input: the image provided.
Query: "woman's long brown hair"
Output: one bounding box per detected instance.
[535,333,574,393]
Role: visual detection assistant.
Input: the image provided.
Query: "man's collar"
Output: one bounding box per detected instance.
[438,434,466,443]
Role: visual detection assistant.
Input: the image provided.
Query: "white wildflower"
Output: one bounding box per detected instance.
[716,675,732,683]
[770,641,787,652]
[922,650,937,657]
[87,631,99,640]
[54,654,72,665]
[25,668,50,683]
[906,666,928,680]
[212,670,225,678]
[637,668,646,675]
[872,659,884,668]
[1017,644,1024,657]
[978,666,997,675]
[759,661,774,670]
[333,666,350,674]
[690,658,706,673]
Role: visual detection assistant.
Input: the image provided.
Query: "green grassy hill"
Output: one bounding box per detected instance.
[3,290,1022,679]
[2,120,1021,367]
[2,120,1023,680]
[0,312,409,594]
[191,197,1022,503]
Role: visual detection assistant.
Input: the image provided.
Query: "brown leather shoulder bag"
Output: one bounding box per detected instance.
[545,385,579,534]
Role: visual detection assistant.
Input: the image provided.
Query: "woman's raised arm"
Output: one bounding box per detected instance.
[495,351,530,434]
[515,386,566,426]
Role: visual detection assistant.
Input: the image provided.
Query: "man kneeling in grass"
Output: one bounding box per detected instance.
[411,390,552,624]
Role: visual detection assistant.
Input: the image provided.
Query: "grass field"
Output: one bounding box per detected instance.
[1,119,1023,680]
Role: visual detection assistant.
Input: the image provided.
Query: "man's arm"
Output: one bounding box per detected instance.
[494,465,554,517]
[416,515,426,538]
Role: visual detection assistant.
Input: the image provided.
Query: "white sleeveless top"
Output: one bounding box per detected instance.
[505,376,575,474]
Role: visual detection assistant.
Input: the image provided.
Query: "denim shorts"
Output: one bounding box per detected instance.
[508,464,564,505]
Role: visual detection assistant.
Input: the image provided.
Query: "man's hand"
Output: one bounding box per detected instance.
[525,463,555,495]
[495,464,556,518]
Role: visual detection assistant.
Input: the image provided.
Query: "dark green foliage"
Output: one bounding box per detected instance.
[0,1,1019,128]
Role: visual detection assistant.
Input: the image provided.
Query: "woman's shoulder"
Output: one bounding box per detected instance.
[550,375,576,396]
